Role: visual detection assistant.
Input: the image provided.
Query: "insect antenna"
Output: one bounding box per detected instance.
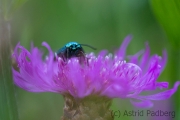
[80,44,97,50]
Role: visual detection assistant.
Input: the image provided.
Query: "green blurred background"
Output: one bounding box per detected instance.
[8,0,180,120]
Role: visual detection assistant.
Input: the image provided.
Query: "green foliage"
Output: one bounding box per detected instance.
[0,21,19,120]
[151,0,180,49]
[0,0,28,120]
[1,0,29,20]
[8,0,28,19]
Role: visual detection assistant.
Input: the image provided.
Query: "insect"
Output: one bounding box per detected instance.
[55,42,96,64]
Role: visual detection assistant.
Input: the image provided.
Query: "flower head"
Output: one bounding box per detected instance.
[12,35,180,108]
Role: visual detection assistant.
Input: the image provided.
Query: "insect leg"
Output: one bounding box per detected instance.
[79,51,89,66]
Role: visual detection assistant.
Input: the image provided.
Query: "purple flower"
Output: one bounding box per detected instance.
[12,35,180,108]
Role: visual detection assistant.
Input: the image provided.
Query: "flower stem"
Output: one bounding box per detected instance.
[0,7,19,120]
[61,94,114,120]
